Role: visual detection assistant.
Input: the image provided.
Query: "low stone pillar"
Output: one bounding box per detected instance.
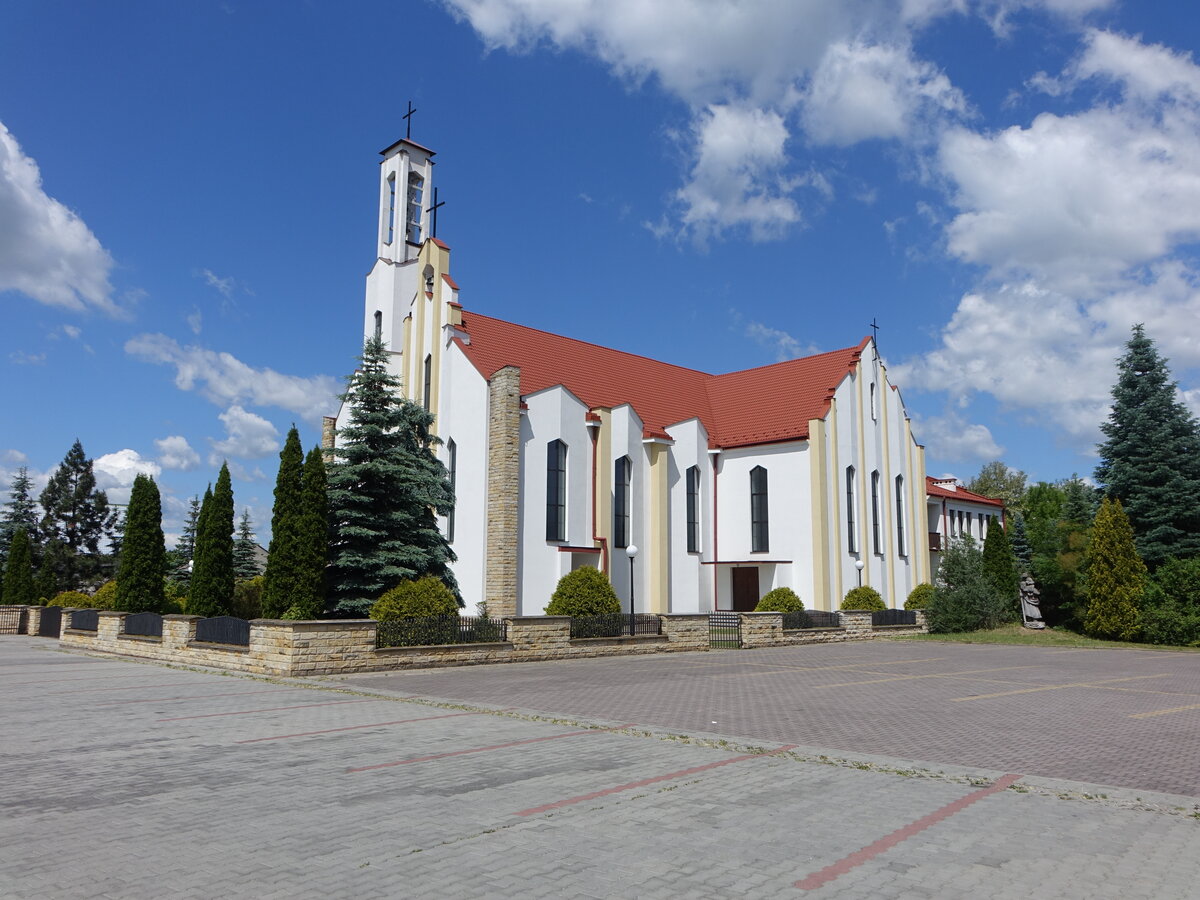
[740,612,784,648]
[838,610,873,636]
[659,614,710,651]
[24,606,41,635]
[254,619,378,676]
[57,608,78,638]
[96,611,126,647]
[162,615,198,650]
[913,609,928,632]
[508,616,571,659]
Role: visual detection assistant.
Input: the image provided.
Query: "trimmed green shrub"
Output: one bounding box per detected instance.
[904,583,935,610]
[371,576,459,621]
[755,587,804,612]
[1083,497,1145,641]
[47,590,90,608]
[91,581,118,610]
[926,535,1006,633]
[231,575,264,620]
[545,566,621,616]
[841,586,885,611]
[1139,558,1200,646]
[162,579,187,615]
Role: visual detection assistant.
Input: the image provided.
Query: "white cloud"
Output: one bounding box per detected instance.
[62,324,81,339]
[186,308,202,335]
[912,411,1003,463]
[0,120,118,315]
[744,321,816,362]
[198,268,236,299]
[125,333,340,422]
[93,449,162,505]
[209,405,280,462]
[9,351,45,365]
[154,435,202,471]
[803,41,966,146]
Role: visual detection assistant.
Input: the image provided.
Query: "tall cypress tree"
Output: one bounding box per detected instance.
[189,465,234,618]
[327,337,457,615]
[261,427,305,617]
[1083,497,1146,641]
[1096,325,1200,567]
[115,474,166,613]
[982,518,1019,618]
[38,440,117,588]
[33,541,61,602]
[233,510,262,581]
[2,528,34,606]
[288,446,329,619]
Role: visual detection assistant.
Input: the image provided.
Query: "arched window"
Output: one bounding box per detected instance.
[373,310,382,342]
[895,475,906,557]
[614,456,631,548]
[546,440,567,541]
[423,354,432,411]
[446,439,457,543]
[385,174,396,245]
[846,466,857,553]
[406,172,424,244]
[686,465,701,553]
[871,470,881,555]
[750,466,769,553]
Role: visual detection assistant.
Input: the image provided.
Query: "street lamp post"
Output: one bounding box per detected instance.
[855,558,864,587]
[626,545,639,636]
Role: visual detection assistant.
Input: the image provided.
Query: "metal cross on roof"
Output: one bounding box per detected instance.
[869,317,881,344]
[403,100,417,140]
[426,187,445,238]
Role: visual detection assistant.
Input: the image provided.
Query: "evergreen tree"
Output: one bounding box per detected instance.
[967,460,1028,513]
[1060,475,1098,527]
[114,474,166,613]
[32,541,61,602]
[327,337,457,615]
[289,446,329,619]
[1096,325,1200,567]
[38,440,117,588]
[2,528,35,606]
[1083,497,1146,641]
[981,517,1020,619]
[261,427,305,617]
[233,510,262,581]
[168,495,201,586]
[1010,513,1033,575]
[1,466,40,566]
[189,465,234,618]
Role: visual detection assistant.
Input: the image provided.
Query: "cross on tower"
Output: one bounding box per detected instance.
[403,100,417,140]
[869,317,881,360]
[426,187,446,238]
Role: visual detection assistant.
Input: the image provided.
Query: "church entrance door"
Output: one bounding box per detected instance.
[731,568,760,612]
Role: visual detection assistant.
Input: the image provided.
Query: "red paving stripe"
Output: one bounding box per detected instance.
[347,723,637,773]
[236,710,487,743]
[794,773,1024,891]
[99,688,311,705]
[515,744,799,817]
[159,698,386,721]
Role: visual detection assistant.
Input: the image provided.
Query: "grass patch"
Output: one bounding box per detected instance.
[889,622,1200,652]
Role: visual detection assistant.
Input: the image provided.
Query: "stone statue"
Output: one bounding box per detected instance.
[1019,574,1045,629]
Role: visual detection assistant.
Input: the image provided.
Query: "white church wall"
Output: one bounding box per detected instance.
[518,386,592,615]
[664,419,712,614]
[608,405,646,613]
[436,340,490,613]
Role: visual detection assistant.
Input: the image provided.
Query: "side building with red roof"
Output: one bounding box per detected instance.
[925,477,1006,573]
[327,136,935,615]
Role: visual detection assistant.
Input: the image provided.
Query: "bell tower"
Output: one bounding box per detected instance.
[376,137,435,263]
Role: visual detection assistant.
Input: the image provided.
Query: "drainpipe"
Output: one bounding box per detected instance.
[589,422,609,576]
[711,450,720,611]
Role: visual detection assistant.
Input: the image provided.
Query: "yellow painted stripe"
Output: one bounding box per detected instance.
[951,673,1170,702]
[1129,702,1200,719]
[816,664,1039,689]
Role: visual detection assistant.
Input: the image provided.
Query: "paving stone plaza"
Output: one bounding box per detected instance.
[4,635,1200,898]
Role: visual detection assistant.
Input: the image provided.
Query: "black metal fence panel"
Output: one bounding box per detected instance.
[38,606,62,637]
[195,616,251,646]
[70,609,99,631]
[124,612,164,638]
[569,613,661,639]
[0,606,24,634]
[376,615,508,649]
[872,609,917,626]
[709,611,742,648]
[783,610,842,629]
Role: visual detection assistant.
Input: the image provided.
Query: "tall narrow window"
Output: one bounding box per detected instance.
[385,175,396,245]
[846,466,857,553]
[686,465,700,553]
[373,310,382,342]
[546,440,567,541]
[446,439,457,543]
[870,382,877,421]
[614,456,631,548]
[406,172,424,244]
[750,466,769,553]
[423,354,432,411]
[979,512,985,536]
[895,475,906,557]
[871,470,881,555]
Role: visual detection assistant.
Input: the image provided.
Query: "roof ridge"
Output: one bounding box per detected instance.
[712,338,868,379]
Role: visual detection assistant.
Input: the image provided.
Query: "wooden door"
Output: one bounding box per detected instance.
[731,568,760,612]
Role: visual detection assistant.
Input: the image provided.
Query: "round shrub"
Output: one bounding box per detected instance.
[371,576,459,621]
[47,590,90,608]
[755,587,804,612]
[91,581,118,610]
[545,566,621,616]
[231,576,264,620]
[840,585,885,611]
[904,583,935,610]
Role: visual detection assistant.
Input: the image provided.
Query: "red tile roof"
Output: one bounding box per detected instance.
[925,477,1005,508]
[454,310,868,449]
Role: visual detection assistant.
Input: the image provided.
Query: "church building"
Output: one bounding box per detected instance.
[327,135,939,617]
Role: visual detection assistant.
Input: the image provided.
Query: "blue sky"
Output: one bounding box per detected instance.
[3,0,1199,543]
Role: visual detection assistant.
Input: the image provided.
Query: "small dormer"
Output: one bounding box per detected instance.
[377,137,435,263]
